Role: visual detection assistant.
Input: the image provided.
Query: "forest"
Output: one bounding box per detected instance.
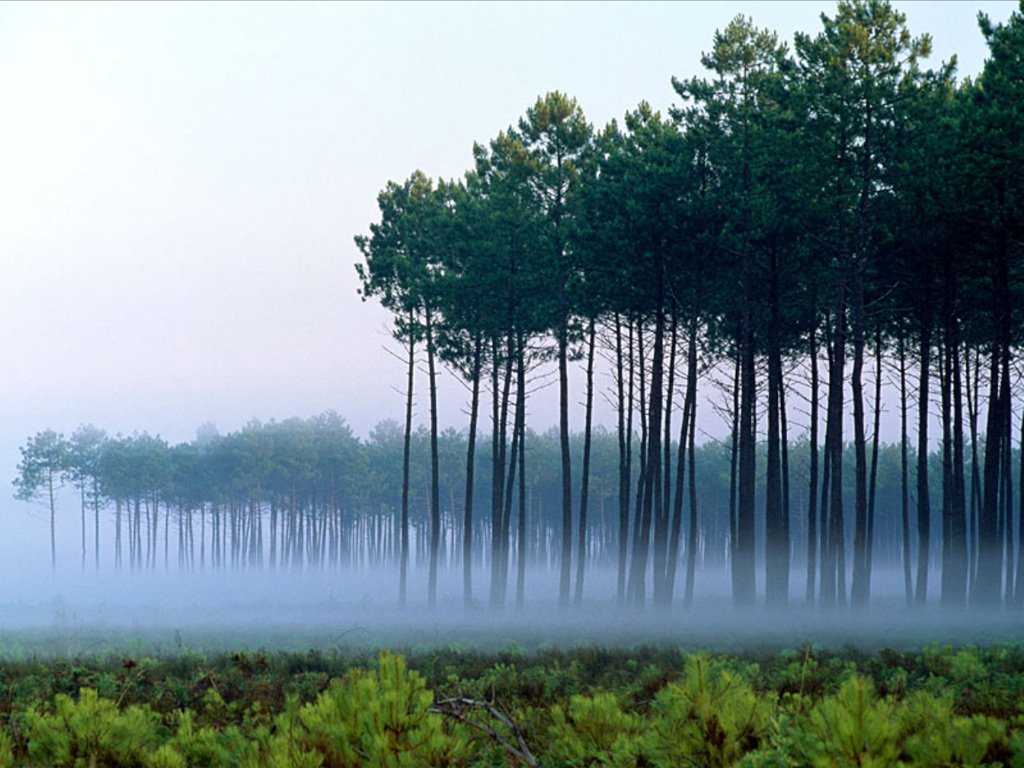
[13,0,1024,616]
[351,0,1024,613]
[7,416,1004,608]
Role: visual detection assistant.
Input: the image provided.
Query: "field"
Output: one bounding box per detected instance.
[1,599,1023,767]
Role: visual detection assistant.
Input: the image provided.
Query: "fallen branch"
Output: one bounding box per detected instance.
[431,696,540,768]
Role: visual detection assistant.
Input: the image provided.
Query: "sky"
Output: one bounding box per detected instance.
[0,1,1018,574]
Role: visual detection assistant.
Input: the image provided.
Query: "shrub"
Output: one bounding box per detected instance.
[648,654,770,768]
[788,675,901,768]
[272,650,457,767]
[546,692,646,767]
[21,687,168,768]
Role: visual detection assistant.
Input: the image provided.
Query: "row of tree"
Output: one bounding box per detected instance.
[354,0,1024,610]
[12,415,980,597]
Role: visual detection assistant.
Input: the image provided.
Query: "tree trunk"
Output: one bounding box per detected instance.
[628,321,649,607]
[644,303,665,609]
[557,315,574,609]
[574,319,596,607]
[93,479,101,572]
[865,325,883,604]
[399,312,415,607]
[425,306,441,609]
[1002,349,1014,603]
[823,287,847,608]
[806,324,820,606]
[490,333,514,608]
[653,311,677,607]
[915,316,932,606]
[736,302,757,607]
[899,329,913,606]
[850,259,869,610]
[966,347,982,591]
[515,340,528,609]
[615,314,633,606]
[673,313,699,607]
[942,287,968,607]
[728,344,741,602]
[765,249,786,607]
[48,470,57,574]
[973,242,1010,608]
[463,335,482,608]
[1017,403,1024,605]
[683,326,700,607]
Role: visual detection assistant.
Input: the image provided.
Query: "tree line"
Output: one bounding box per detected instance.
[353,0,1024,611]
[12,415,970,597]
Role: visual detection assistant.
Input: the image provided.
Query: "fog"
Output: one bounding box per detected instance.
[3,462,1022,656]
[2,554,1021,658]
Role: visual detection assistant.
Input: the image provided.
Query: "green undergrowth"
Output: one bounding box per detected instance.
[0,642,1023,765]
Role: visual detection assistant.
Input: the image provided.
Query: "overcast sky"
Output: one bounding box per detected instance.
[0,0,1016,511]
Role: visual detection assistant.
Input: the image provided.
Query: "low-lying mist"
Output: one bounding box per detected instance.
[2,564,1021,658]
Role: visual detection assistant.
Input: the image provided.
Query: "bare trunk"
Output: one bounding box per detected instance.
[574,319,596,607]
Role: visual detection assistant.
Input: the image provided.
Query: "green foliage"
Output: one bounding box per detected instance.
[21,687,167,768]
[2,645,1024,766]
[900,691,1006,767]
[547,692,646,767]
[173,709,260,768]
[0,731,12,768]
[271,650,456,768]
[788,675,902,767]
[648,653,770,768]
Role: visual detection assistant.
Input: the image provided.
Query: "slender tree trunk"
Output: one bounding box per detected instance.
[780,366,791,604]
[574,319,596,607]
[951,327,967,606]
[1002,351,1014,603]
[48,470,56,574]
[865,325,883,605]
[500,375,520,605]
[850,262,869,610]
[899,328,913,605]
[765,249,786,608]
[736,297,757,607]
[967,347,982,590]
[915,316,932,606]
[490,332,514,608]
[669,373,691,608]
[824,287,847,608]
[683,326,700,607]
[728,344,741,602]
[463,336,482,609]
[115,498,122,571]
[973,243,1009,608]
[515,341,528,609]
[93,479,100,572]
[941,288,968,607]
[80,483,86,572]
[615,314,633,606]
[558,315,574,609]
[425,307,441,609]
[1016,402,1024,606]
[399,313,415,607]
[673,313,699,607]
[644,303,665,609]
[806,324,820,606]
[628,321,649,607]
[941,333,954,606]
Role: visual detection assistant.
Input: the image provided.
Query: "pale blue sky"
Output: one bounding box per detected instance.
[0,0,1015,511]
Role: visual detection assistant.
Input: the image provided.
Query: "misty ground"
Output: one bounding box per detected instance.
[1,566,1020,658]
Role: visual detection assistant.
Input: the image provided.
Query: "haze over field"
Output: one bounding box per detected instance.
[0,1,1020,635]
